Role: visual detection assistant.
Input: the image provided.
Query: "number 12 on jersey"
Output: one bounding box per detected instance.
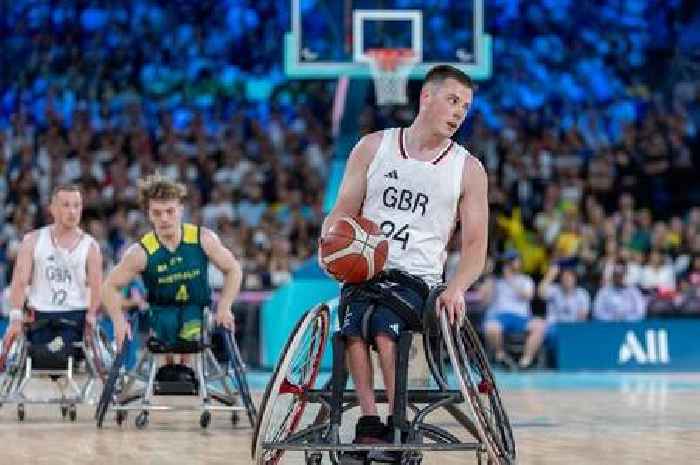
[381,220,410,250]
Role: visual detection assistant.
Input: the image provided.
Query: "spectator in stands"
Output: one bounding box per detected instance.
[481,250,546,369]
[593,261,647,321]
[538,263,591,349]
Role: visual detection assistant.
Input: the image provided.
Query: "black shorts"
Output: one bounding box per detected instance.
[28,310,86,346]
[339,272,429,342]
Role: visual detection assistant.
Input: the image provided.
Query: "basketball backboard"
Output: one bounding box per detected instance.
[286,0,492,80]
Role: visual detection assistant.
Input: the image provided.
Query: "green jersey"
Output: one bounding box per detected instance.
[139,223,211,307]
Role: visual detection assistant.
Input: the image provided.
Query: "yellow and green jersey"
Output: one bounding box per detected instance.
[139,223,211,307]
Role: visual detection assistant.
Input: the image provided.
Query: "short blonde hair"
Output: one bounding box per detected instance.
[51,184,82,200]
[137,173,187,210]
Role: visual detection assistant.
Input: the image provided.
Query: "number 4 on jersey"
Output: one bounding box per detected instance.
[381,220,410,250]
[175,284,189,302]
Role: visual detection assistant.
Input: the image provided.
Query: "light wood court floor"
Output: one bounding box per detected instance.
[0,373,698,465]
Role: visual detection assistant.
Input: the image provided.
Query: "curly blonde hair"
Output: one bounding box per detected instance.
[137,173,187,210]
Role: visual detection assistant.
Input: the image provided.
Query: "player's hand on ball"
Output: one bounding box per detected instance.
[216,309,235,330]
[317,237,334,278]
[435,285,466,327]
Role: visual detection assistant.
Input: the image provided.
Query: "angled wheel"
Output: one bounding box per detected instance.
[0,333,26,399]
[224,330,258,427]
[95,341,127,428]
[252,304,329,465]
[86,323,116,382]
[440,313,516,465]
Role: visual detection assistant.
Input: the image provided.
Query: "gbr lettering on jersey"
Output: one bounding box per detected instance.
[362,128,467,285]
[26,227,95,312]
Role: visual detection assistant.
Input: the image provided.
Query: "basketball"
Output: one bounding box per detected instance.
[320,216,389,283]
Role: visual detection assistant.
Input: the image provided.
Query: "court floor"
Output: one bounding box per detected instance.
[0,372,697,464]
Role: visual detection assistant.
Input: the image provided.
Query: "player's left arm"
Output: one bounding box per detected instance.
[437,155,488,326]
[200,227,242,329]
[85,240,103,325]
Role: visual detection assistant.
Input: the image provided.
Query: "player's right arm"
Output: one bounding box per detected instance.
[6,232,38,338]
[101,244,147,346]
[320,132,382,237]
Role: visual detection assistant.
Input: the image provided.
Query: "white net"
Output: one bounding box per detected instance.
[366,49,417,106]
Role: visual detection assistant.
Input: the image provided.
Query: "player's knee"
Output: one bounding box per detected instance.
[374,333,395,354]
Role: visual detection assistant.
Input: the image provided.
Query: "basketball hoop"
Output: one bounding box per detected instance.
[366,48,417,106]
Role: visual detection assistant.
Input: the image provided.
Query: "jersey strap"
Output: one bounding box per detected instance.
[140,232,160,255]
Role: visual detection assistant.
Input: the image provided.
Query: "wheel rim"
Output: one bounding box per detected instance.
[457,322,516,461]
[253,305,329,465]
[440,314,516,464]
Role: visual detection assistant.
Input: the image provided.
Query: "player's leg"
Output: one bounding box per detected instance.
[370,283,426,435]
[346,336,376,415]
[340,292,386,451]
[374,334,396,411]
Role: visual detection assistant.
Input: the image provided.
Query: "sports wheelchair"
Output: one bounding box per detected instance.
[252,273,516,465]
[95,307,256,429]
[0,310,115,421]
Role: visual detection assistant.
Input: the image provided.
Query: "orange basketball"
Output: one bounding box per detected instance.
[320,216,389,283]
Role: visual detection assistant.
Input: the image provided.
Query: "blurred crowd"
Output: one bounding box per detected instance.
[0,88,335,291]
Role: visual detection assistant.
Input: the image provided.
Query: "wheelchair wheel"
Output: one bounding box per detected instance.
[116,410,127,426]
[252,304,330,465]
[95,341,127,428]
[440,314,516,465]
[0,333,26,398]
[17,403,25,421]
[87,324,116,381]
[224,330,257,427]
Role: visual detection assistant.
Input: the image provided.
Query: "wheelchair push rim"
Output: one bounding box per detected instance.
[85,323,117,382]
[440,313,517,465]
[0,333,26,397]
[252,304,329,465]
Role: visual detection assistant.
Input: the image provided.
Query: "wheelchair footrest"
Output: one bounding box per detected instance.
[153,381,199,396]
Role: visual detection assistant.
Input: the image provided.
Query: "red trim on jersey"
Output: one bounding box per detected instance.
[398,127,408,159]
[431,141,454,165]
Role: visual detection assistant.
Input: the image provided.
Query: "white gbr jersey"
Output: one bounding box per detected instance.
[362,127,466,285]
[27,227,94,312]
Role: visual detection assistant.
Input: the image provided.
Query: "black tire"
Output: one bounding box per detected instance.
[135,410,149,429]
[17,403,25,421]
[225,330,258,427]
[251,304,330,465]
[69,404,77,422]
[95,342,127,428]
[116,410,127,426]
[200,411,212,429]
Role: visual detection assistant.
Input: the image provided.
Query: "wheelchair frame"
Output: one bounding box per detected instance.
[0,316,114,422]
[95,308,257,429]
[252,286,516,465]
